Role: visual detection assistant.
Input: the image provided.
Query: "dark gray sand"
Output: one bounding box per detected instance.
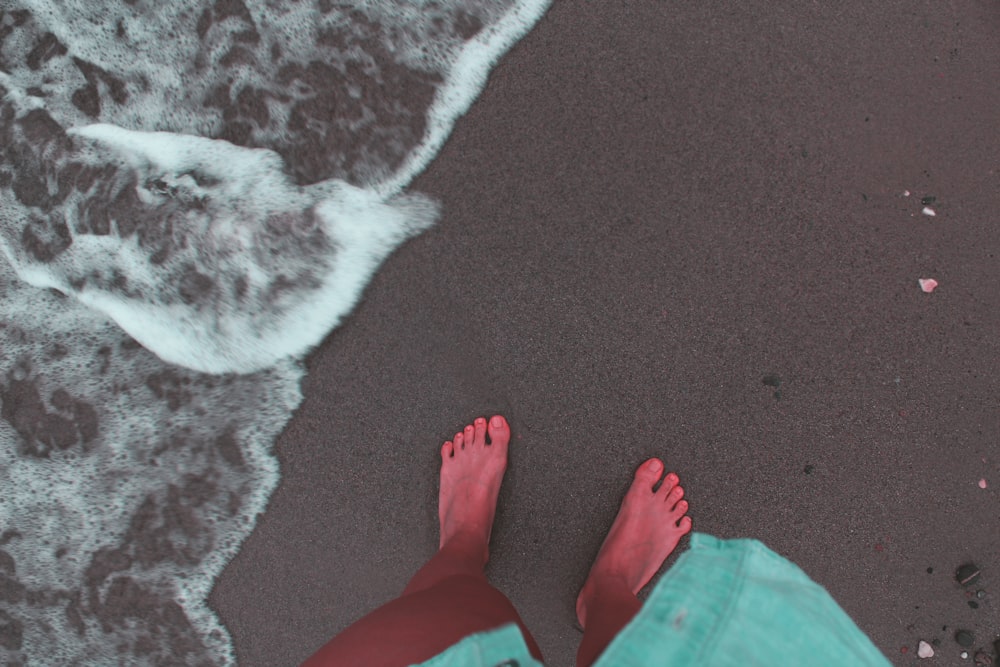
[210,1,1000,665]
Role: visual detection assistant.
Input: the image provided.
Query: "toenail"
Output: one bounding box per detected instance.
[491,416,503,427]
[649,460,662,472]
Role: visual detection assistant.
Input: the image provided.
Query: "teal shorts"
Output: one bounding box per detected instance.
[410,533,891,667]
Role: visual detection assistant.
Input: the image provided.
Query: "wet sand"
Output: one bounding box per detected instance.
[210,1,1000,665]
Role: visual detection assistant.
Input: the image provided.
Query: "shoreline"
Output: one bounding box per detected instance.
[211,2,1000,665]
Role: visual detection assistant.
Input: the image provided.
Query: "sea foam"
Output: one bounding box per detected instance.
[0,0,550,663]
[4,121,438,374]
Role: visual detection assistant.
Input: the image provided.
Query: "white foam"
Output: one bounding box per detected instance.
[0,256,302,664]
[0,0,551,663]
[1,123,437,373]
[375,0,553,197]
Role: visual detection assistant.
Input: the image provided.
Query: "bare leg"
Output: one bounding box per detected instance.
[575,458,692,667]
[302,415,543,667]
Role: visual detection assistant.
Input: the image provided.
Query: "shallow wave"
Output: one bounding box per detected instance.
[0,259,302,664]
[0,0,550,663]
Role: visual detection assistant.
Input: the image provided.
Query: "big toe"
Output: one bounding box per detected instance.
[631,458,663,492]
[488,415,510,447]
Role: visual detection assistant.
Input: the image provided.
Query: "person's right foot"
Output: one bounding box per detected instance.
[576,458,692,627]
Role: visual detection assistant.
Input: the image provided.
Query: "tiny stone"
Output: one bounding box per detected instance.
[762,374,781,387]
[967,600,979,609]
[804,465,815,475]
[955,629,974,647]
[917,640,934,658]
[973,651,992,666]
[927,567,934,574]
[976,589,984,598]
[956,563,981,586]
[921,195,937,205]
[961,651,968,660]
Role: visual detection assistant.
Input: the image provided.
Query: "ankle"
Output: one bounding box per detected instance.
[576,584,642,667]
[440,531,489,566]
[584,570,631,596]
[578,574,632,626]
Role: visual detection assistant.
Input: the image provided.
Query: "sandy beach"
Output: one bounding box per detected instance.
[210,2,1000,664]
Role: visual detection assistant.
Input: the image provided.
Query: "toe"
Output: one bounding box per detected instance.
[665,485,684,506]
[463,424,475,448]
[631,458,663,491]
[488,415,511,448]
[473,417,487,447]
[441,441,454,459]
[678,515,693,534]
[454,431,465,450]
[657,472,679,496]
[671,499,689,517]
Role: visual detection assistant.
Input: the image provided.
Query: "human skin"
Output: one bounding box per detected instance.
[301,414,692,667]
[438,415,692,666]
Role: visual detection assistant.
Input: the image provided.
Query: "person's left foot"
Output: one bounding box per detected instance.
[438,415,510,563]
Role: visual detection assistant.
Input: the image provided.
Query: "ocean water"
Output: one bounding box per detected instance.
[0,0,549,664]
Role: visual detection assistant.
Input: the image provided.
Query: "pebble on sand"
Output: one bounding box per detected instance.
[956,564,981,587]
[955,629,974,647]
[917,640,934,658]
[978,478,987,489]
[922,206,937,216]
[919,278,939,293]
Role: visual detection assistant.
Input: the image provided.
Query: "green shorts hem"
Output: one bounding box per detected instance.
[591,532,891,666]
[411,533,891,667]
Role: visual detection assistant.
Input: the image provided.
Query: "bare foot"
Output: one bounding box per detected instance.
[438,415,510,563]
[576,458,692,627]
